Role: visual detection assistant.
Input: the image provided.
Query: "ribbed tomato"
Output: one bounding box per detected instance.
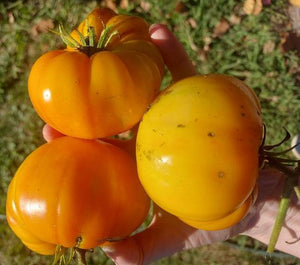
[6,136,150,255]
[28,7,164,139]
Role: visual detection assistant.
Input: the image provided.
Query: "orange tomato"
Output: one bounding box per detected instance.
[28,7,164,139]
[6,136,150,255]
[136,74,263,230]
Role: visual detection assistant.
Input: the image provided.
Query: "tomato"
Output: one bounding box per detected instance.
[28,7,164,139]
[6,136,150,255]
[136,74,263,230]
[69,7,117,45]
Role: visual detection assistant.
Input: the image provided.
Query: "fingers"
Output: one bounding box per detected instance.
[103,207,197,265]
[149,24,197,82]
[42,124,64,142]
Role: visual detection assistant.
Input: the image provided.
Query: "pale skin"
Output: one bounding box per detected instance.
[43,24,300,265]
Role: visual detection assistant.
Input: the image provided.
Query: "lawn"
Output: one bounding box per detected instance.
[1,0,300,264]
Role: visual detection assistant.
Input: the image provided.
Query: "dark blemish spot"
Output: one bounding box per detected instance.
[194,118,198,122]
[152,129,164,136]
[143,150,154,161]
[218,171,225,178]
[208,132,215,137]
[241,112,246,117]
[240,105,244,109]
[136,143,141,152]
[177,124,186,128]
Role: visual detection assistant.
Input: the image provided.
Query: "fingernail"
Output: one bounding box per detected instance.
[149,23,160,35]
[149,24,168,40]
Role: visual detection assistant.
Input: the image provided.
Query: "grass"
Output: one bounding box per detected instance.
[0,0,300,264]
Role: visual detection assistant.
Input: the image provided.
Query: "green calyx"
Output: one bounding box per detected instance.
[54,19,119,56]
[52,245,87,265]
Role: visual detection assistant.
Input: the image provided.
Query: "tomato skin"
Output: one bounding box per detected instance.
[179,184,258,230]
[136,74,263,230]
[70,7,116,44]
[28,8,164,139]
[6,137,150,255]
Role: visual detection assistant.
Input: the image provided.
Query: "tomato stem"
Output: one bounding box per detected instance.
[264,156,299,255]
[294,186,300,199]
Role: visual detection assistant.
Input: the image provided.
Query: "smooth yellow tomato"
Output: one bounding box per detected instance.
[136,74,263,230]
[28,7,164,139]
[6,136,150,255]
[179,184,258,230]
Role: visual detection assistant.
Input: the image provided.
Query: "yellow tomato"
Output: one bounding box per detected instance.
[136,74,263,230]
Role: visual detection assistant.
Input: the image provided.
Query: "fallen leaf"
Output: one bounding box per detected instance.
[290,0,300,8]
[30,19,54,37]
[103,0,118,12]
[197,49,208,62]
[243,0,262,15]
[229,14,241,25]
[280,31,300,53]
[8,12,15,24]
[175,1,188,13]
[288,4,300,33]
[140,1,152,12]
[263,40,275,54]
[120,0,129,9]
[187,17,197,29]
[212,18,230,38]
[203,36,212,52]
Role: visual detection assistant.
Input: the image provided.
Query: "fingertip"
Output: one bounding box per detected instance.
[148,23,197,81]
[42,124,64,142]
[149,23,171,40]
[102,238,144,265]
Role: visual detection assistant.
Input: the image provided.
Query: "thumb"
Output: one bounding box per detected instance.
[149,24,197,82]
[102,237,144,265]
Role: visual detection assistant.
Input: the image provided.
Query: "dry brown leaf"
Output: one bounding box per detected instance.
[175,1,188,13]
[243,0,262,15]
[280,31,300,53]
[263,40,275,54]
[229,14,241,25]
[140,1,152,12]
[30,19,54,37]
[187,17,197,29]
[203,36,212,52]
[120,0,129,9]
[212,19,230,38]
[8,12,15,24]
[197,49,208,62]
[288,4,300,33]
[103,0,118,12]
[290,0,300,8]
